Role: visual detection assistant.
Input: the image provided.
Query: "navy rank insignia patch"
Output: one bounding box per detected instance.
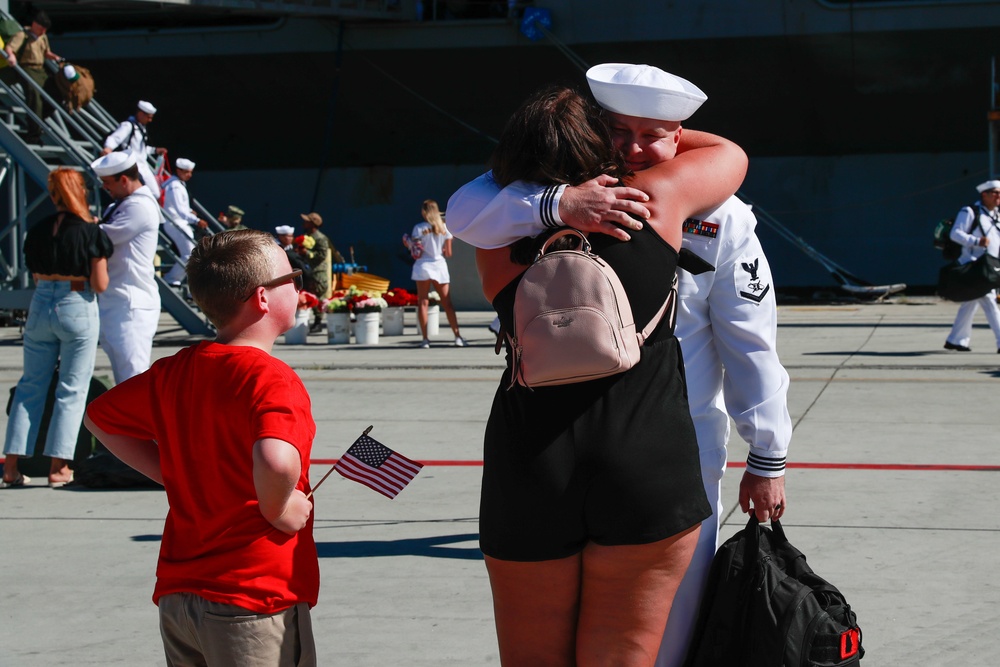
[736,257,770,304]
[682,218,719,238]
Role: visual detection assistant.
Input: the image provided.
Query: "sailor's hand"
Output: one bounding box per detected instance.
[100,147,112,156]
[739,471,786,523]
[558,174,650,242]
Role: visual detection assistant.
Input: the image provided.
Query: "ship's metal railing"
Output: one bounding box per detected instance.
[0,17,216,334]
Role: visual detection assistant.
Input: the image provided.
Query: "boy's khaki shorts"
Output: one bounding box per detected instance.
[159,593,316,667]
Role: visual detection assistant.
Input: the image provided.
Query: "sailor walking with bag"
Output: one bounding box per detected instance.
[942,180,1000,353]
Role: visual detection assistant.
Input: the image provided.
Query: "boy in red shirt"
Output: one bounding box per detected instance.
[85,230,319,666]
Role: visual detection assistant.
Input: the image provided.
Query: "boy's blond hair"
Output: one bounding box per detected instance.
[186,230,278,327]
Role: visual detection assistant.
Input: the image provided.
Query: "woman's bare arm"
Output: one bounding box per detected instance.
[630,130,748,248]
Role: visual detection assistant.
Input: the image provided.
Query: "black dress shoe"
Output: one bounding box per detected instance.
[943,342,972,352]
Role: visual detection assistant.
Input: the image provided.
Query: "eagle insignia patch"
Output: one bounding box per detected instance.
[736,257,770,304]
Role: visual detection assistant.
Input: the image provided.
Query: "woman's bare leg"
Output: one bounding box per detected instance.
[576,526,701,667]
[484,553,582,666]
[433,280,461,337]
[414,279,431,339]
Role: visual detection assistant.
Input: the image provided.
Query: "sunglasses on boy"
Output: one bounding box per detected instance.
[242,269,303,302]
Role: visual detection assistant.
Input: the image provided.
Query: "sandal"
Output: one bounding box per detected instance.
[1,474,31,488]
[49,473,74,489]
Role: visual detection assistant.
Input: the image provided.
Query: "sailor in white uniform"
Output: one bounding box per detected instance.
[943,179,1000,352]
[160,157,204,286]
[446,64,791,667]
[101,100,164,201]
[91,151,162,384]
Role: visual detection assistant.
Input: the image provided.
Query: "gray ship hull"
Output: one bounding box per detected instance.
[38,1,1000,299]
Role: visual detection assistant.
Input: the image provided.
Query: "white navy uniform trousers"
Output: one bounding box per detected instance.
[945,203,1000,349]
[160,175,197,285]
[447,173,791,667]
[98,185,162,384]
[103,117,162,201]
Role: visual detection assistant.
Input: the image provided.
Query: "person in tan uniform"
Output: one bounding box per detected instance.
[2,11,61,143]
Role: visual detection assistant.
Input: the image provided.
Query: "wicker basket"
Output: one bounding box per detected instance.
[338,272,390,294]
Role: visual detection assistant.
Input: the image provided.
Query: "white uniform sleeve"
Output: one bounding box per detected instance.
[103,121,132,151]
[707,216,791,477]
[949,206,979,248]
[446,172,565,249]
[162,181,196,226]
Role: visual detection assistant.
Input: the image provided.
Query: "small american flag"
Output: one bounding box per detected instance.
[333,433,423,499]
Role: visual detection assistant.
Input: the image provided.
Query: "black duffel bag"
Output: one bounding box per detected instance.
[937,252,1000,302]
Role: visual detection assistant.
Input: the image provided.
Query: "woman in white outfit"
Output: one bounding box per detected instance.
[404,199,466,348]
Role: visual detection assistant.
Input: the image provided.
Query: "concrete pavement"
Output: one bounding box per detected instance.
[1,298,998,665]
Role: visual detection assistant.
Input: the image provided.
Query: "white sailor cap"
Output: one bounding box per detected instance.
[62,65,79,82]
[586,63,707,122]
[175,158,196,171]
[90,151,136,177]
[137,100,157,115]
[275,225,295,236]
[976,179,1000,193]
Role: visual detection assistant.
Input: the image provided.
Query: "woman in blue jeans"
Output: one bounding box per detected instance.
[2,168,113,488]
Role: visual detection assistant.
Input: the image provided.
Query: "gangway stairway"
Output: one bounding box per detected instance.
[0,38,217,336]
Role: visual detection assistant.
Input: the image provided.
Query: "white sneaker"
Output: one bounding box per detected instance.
[419,339,431,349]
[454,336,468,347]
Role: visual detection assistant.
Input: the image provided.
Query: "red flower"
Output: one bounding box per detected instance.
[384,287,418,307]
[298,291,319,309]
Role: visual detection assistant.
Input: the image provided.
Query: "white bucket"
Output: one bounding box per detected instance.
[354,311,381,345]
[426,304,440,337]
[283,310,310,345]
[326,311,350,344]
[382,307,404,336]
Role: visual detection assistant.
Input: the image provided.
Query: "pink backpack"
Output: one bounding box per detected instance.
[507,229,676,389]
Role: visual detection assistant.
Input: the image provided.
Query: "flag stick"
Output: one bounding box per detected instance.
[306,425,373,499]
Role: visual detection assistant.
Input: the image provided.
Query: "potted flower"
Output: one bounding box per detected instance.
[349,292,388,345]
[323,290,352,344]
[382,287,416,335]
[284,291,318,344]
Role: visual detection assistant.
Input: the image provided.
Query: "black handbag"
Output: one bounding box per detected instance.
[937,252,1000,302]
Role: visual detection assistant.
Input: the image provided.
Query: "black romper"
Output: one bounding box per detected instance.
[480,225,711,562]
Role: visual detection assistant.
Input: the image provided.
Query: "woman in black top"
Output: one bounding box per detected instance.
[474,87,748,665]
[2,168,113,488]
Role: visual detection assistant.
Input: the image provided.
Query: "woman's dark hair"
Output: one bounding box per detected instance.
[490,86,626,188]
[491,86,627,263]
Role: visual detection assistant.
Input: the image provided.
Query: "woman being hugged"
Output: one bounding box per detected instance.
[475,86,747,666]
[2,168,113,488]
[404,199,466,348]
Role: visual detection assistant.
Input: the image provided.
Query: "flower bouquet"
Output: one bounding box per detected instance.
[323,293,350,314]
[349,294,388,313]
[383,287,418,308]
[298,291,319,310]
[428,289,441,307]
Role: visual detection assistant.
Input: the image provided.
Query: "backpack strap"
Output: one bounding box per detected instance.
[637,274,678,344]
[538,228,589,256]
[112,119,137,153]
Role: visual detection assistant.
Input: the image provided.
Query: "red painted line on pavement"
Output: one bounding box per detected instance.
[309,459,1000,472]
[6,458,994,472]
